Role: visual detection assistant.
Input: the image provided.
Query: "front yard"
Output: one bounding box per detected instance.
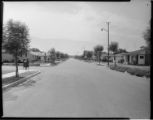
[2,69,16,74]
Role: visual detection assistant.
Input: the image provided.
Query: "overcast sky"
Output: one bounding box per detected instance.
[3,0,151,55]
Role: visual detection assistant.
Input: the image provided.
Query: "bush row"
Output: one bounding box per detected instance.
[109,65,150,78]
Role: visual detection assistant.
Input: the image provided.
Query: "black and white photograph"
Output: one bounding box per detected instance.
[1,0,151,119]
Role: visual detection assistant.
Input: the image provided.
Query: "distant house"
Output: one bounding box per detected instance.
[114,52,129,64]
[2,49,14,62]
[101,52,114,62]
[2,49,46,63]
[27,51,46,62]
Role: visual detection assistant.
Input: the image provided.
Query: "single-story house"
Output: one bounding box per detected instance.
[101,52,114,62]
[2,49,14,62]
[114,52,129,64]
[114,48,150,65]
[27,51,46,62]
[2,49,46,63]
[127,48,150,65]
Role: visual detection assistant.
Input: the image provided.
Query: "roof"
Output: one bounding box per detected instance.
[115,52,129,56]
[113,48,150,56]
[126,49,150,55]
[102,53,114,57]
[29,51,45,56]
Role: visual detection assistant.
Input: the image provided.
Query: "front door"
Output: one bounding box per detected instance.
[138,55,145,65]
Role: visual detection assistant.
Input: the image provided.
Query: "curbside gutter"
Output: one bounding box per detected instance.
[3,71,41,91]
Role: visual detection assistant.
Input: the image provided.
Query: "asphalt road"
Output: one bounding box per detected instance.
[3,58,150,118]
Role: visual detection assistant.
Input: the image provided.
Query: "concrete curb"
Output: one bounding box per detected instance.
[3,71,41,91]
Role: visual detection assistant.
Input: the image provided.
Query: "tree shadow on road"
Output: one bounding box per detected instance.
[17,79,36,88]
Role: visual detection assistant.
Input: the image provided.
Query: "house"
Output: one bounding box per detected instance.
[114,52,129,64]
[114,48,150,65]
[2,49,46,63]
[127,48,150,65]
[2,49,14,62]
[26,51,44,62]
[101,52,114,62]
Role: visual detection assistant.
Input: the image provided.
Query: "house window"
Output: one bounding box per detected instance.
[140,55,144,59]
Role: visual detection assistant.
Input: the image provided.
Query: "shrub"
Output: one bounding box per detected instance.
[110,65,150,78]
[127,68,136,75]
[135,70,145,77]
[117,67,126,72]
[145,71,150,78]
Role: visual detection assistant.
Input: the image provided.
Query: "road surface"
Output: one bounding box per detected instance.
[3,58,150,118]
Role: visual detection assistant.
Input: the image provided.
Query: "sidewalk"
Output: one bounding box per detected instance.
[2,69,36,79]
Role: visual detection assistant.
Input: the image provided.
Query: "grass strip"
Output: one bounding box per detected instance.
[2,71,37,85]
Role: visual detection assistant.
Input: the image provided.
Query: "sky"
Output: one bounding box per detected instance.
[3,0,151,55]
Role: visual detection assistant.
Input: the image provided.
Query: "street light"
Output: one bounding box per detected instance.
[101,28,108,32]
[101,22,110,67]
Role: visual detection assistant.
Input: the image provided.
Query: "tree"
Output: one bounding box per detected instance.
[109,42,118,66]
[64,53,69,59]
[2,25,7,46]
[56,51,61,59]
[140,46,146,50]
[143,27,150,49]
[83,50,93,60]
[94,45,104,64]
[60,52,64,59]
[83,50,88,59]
[44,53,47,63]
[117,48,127,54]
[48,48,56,64]
[86,51,93,60]
[30,48,41,52]
[3,19,30,77]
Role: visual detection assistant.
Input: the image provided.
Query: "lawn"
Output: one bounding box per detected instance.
[2,65,24,74]
[2,70,15,74]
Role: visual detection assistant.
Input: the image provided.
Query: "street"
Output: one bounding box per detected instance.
[3,58,150,118]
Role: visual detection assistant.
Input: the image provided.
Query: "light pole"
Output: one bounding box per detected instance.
[101,22,110,67]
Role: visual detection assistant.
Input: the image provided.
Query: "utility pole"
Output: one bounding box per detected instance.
[106,22,110,67]
[101,21,110,67]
